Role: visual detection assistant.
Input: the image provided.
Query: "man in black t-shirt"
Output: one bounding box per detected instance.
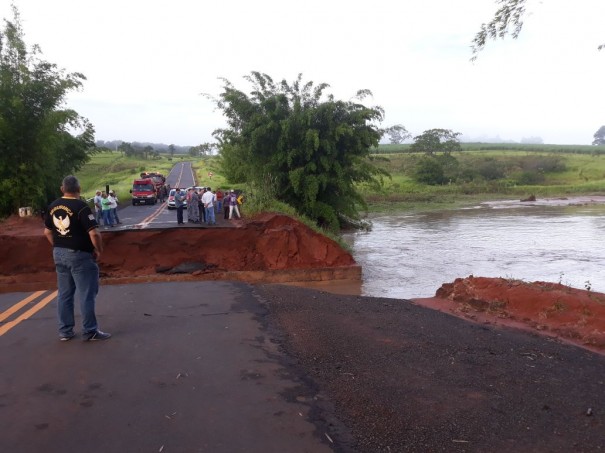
[44,175,111,341]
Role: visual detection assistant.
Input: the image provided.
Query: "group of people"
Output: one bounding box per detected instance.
[93,190,121,227]
[174,187,242,225]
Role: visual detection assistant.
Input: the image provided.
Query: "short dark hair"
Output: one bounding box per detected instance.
[62,175,80,193]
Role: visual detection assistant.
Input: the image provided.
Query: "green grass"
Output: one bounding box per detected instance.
[76,146,605,229]
[361,149,605,210]
[75,152,226,202]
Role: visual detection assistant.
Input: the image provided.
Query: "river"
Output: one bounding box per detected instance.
[341,196,605,299]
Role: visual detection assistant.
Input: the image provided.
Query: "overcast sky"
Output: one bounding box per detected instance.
[2,0,604,146]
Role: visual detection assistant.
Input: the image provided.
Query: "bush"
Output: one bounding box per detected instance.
[516,171,545,185]
[413,157,445,185]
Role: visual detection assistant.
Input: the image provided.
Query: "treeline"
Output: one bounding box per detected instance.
[95,140,192,154]
[375,143,605,155]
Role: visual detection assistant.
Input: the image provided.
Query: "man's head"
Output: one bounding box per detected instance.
[109,190,114,196]
[96,190,101,195]
[61,176,81,195]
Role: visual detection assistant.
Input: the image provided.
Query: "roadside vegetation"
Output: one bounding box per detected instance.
[75,143,605,225]
[4,4,605,232]
[361,144,605,212]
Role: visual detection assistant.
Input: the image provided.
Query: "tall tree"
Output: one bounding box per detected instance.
[593,126,605,146]
[0,5,95,216]
[384,124,411,145]
[409,129,461,156]
[209,72,389,231]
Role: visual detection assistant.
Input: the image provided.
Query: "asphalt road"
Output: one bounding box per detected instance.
[0,282,334,453]
[111,161,233,230]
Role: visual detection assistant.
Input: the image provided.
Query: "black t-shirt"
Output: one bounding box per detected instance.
[44,197,98,252]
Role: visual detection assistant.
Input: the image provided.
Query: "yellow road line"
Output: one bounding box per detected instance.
[0,290,47,322]
[133,202,167,229]
[0,290,58,337]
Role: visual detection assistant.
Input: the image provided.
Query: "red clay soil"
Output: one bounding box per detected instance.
[0,213,358,289]
[2,215,604,353]
[413,276,605,353]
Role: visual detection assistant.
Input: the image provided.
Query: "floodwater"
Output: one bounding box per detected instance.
[341,196,605,300]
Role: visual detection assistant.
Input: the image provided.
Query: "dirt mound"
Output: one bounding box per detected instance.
[0,213,358,291]
[413,276,605,352]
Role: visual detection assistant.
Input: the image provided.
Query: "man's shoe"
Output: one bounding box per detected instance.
[84,330,112,341]
[59,332,75,341]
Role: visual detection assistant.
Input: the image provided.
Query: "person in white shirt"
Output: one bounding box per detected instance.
[93,190,103,225]
[108,190,120,224]
[201,187,216,225]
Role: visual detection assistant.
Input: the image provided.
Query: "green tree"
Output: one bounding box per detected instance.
[593,126,605,146]
[209,72,389,230]
[471,0,526,59]
[189,142,215,157]
[384,124,411,145]
[119,142,134,157]
[168,144,176,158]
[409,129,461,156]
[0,5,95,216]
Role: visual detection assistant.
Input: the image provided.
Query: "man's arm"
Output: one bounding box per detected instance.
[44,228,53,246]
[89,228,103,258]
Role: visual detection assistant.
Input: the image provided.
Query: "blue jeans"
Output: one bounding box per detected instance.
[95,209,102,225]
[102,209,113,226]
[205,206,216,224]
[216,200,223,213]
[53,247,99,335]
[111,207,120,224]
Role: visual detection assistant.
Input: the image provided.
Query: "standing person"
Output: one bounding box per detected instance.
[223,192,230,220]
[215,188,224,214]
[175,189,185,225]
[43,175,111,341]
[201,186,216,225]
[159,185,167,203]
[228,190,241,220]
[93,190,103,226]
[108,190,120,224]
[189,188,200,223]
[199,187,206,224]
[186,188,194,222]
[100,192,114,227]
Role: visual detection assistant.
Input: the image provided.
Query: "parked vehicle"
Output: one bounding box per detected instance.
[141,172,167,197]
[130,178,157,205]
[167,188,187,209]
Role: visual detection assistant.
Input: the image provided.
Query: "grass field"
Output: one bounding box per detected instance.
[361,146,605,211]
[76,145,605,215]
[75,152,229,203]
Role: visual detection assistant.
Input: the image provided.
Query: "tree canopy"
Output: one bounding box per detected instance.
[471,0,527,60]
[593,126,605,146]
[472,0,605,58]
[0,5,95,216]
[209,72,389,231]
[409,129,461,155]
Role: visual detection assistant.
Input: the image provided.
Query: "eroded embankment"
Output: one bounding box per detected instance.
[0,213,360,292]
[413,276,605,353]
